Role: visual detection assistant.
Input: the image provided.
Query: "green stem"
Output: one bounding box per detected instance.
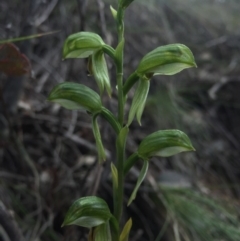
[123,152,139,176]
[102,45,116,60]
[111,3,128,238]
[114,126,129,223]
[117,72,124,126]
[123,72,139,96]
[116,7,125,127]
[101,107,121,134]
[109,216,119,241]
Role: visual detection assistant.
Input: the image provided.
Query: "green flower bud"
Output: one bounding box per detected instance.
[127,78,150,126]
[63,32,105,59]
[92,50,112,96]
[62,196,112,228]
[48,82,102,114]
[138,130,195,160]
[136,44,197,76]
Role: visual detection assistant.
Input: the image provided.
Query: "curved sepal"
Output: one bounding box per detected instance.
[127,78,150,126]
[62,196,112,228]
[63,32,104,59]
[92,50,112,96]
[136,44,197,76]
[48,82,102,114]
[138,130,195,160]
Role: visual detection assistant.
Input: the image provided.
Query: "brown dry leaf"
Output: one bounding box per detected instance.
[0,43,31,76]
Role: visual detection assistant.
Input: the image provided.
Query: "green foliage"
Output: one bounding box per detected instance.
[127,160,148,206]
[160,187,240,241]
[120,218,132,241]
[48,1,197,240]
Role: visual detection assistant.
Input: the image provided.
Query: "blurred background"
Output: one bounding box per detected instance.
[1,0,240,240]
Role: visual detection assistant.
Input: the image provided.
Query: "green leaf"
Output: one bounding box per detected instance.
[120,218,132,241]
[0,43,31,76]
[92,114,106,162]
[127,78,150,126]
[48,82,102,113]
[63,32,104,59]
[138,130,195,160]
[136,44,197,76]
[62,196,112,228]
[92,50,112,96]
[127,160,148,206]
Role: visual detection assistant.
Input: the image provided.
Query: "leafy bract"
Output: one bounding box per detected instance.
[92,115,106,162]
[48,82,102,113]
[62,196,112,228]
[128,160,148,206]
[120,218,132,241]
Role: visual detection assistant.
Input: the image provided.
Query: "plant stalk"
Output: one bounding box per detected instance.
[113,3,126,231]
[116,6,125,126]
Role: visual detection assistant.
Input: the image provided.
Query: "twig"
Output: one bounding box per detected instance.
[76,0,89,31]
[0,87,42,241]
[34,0,59,27]
[96,0,111,44]
[0,171,34,182]
[0,201,25,241]
[90,165,103,195]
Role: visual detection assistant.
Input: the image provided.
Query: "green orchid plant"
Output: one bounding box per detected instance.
[48,0,197,240]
